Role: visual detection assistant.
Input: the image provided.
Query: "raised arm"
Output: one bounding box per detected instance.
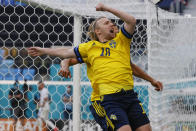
[96,3,136,34]
[28,47,76,59]
[131,62,163,91]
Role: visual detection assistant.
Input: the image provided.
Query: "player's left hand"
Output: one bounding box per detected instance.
[58,67,71,78]
[151,80,163,91]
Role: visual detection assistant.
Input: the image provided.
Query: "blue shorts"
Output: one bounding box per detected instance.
[89,101,114,131]
[100,89,150,131]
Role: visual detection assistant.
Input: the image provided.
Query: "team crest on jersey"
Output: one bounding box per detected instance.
[110,114,117,120]
[92,43,96,46]
[109,40,116,48]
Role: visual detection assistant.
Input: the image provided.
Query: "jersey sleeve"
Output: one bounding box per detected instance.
[120,25,133,39]
[115,25,133,46]
[82,57,88,63]
[74,42,90,63]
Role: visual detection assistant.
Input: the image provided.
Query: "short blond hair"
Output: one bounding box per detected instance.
[87,17,106,41]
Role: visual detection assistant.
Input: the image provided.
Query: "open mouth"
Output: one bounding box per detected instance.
[110,29,114,33]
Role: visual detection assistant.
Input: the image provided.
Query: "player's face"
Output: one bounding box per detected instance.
[111,23,119,37]
[96,18,115,40]
[113,25,119,34]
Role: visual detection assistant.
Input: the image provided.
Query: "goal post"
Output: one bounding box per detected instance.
[73,15,82,131]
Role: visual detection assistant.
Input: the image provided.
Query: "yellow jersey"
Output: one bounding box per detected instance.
[74,26,134,96]
[83,58,100,101]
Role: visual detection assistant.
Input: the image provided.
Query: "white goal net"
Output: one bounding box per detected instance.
[0,0,196,131]
[147,2,196,131]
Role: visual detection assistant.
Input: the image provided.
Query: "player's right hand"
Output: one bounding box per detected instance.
[28,47,44,56]
[96,3,106,11]
[58,68,71,78]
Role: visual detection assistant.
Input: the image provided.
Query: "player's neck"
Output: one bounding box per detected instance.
[98,37,110,43]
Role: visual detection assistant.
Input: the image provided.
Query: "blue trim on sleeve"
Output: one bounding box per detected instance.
[121,25,133,39]
[74,46,84,63]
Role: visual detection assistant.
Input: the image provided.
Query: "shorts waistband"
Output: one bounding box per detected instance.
[103,89,134,98]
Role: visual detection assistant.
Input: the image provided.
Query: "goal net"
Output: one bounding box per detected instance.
[0,0,195,131]
[147,2,196,131]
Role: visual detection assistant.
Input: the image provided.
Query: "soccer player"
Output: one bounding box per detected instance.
[28,3,163,131]
[58,24,161,131]
[37,81,58,131]
[58,56,163,131]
